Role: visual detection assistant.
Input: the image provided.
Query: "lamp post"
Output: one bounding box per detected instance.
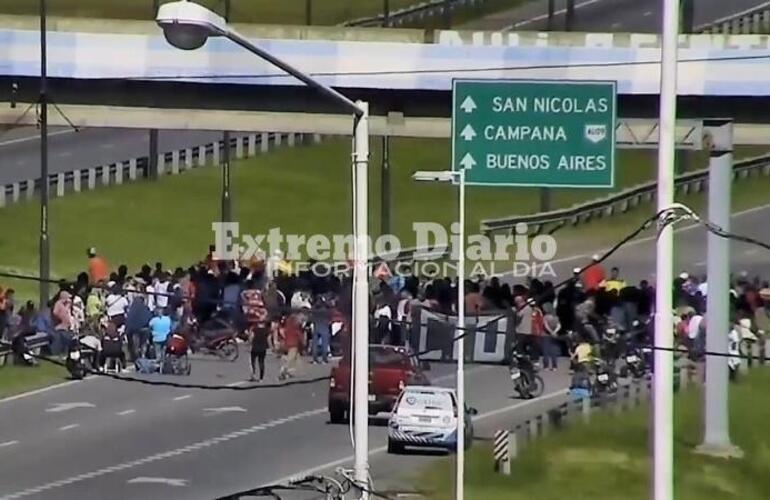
[156,2,370,497]
[39,0,50,309]
[654,1,680,500]
[412,168,466,500]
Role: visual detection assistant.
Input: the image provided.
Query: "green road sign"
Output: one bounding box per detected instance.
[452,79,616,188]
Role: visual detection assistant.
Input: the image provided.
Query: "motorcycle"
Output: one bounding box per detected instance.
[509,351,544,399]
[188,317,239,362]
[65,337,93,380]
[622,345,648,379]
[592,357,618,395]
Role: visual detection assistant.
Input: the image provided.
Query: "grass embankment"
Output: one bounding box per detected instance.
[0,137,682,298]
[1,137,768,300]
[418,368,770,500]
[0,362,68,399]
[0,0,528,26]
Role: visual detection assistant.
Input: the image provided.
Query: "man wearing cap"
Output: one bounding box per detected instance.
[87,248,109,285]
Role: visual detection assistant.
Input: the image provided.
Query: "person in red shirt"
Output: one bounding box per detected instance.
[279,312,305,380]
[581,255,606,292]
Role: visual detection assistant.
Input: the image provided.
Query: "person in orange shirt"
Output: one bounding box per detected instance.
[581,255,606,292]
[87,248,109,284]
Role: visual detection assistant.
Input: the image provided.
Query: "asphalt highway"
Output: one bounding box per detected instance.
[463,0,765,32]
[0,127,226,186]
[1,205,767,499]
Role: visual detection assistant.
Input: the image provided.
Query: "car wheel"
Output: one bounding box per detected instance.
[387,439,404,454]
[329,405,346,424]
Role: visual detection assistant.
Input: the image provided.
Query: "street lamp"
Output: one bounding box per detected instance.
[156,2,371,498]
[412,168,466,500]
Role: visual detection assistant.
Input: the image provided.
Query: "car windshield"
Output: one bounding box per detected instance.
[399,391,454,412]
[341,347,411,368]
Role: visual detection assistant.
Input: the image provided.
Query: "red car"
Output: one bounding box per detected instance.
[328,344,431,424]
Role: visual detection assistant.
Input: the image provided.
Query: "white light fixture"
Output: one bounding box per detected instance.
[156,0,227,50]
[412,170,456,183]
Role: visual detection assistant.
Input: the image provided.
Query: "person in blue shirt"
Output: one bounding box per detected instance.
[149,307,172,361]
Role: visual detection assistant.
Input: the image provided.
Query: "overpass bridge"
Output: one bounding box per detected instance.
[2,18,770,141]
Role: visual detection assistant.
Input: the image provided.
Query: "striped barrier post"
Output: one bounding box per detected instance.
[12,182,20,202]
[287,133,296,147]
[213,142,220,165]
[87,168,96,190]
[261,132,270,153]
[195,145,205,167]
[128,159,137,181]
[275,133,283,147]
[25,179,34,199]
[157,154,165,176]
[72,170,81,192]
[0,186,5,207]
[184,148,193,170]
[493,430,511,476]
[528,418,538,440]
[235,136,244,159]
[56,173,65,196]
[101,165,110,186]
[248,134,256,156]
[115,163,123,185]
[171,150,180,174]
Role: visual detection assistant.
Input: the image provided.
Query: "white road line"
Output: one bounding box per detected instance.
[268,389,568,487]
[0,379,85,405]
[117,409,136,416]
[127,477,189,487]
[695,260,707,267]
[0,408,327,499]
[0,129,77,147]
[226,381,246,387]
[58,424,80,431]
[0,440,19,448]
[745,248,759,256]
[100,143,115,149]
[172,395,192,401]
[507,0,605,28]
[643,10,652,16]
[56,151,72,158]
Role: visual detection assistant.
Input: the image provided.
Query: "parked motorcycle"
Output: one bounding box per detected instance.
[592,357,618,395]
[189,316,239,362]
[65,337,94,380]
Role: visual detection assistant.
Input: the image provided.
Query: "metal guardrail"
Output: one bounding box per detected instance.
[695,1,770,34]
[345,0,486,28]
[0,332,50,366]
[480,154,770,235]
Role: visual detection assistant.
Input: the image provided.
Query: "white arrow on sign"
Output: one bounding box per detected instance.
[459,153,477,170]
[203,406,247,415]
[46,402,95,413]
[460,124,477,142]
[128,477,189,487]
[460,96,477,113]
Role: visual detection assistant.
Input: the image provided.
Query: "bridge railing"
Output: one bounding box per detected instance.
[695,1,770,34]
[345,0,486,28]
[479,154,770,236]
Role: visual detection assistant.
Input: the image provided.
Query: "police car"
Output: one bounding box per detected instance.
[387,386,476,454]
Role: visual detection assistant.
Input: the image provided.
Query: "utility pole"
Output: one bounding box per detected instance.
[653,1,680,500]
[565,0,576,30]
[681,0,694,32]
[383,0,390,27]
[546,0,555,30]
[148,129,159,179]
[38,0,50,309]
[221,131,232,222]
[224,0,231,22]
[696,120,743,459]
[305,0,312,25]
[380,136,391,236]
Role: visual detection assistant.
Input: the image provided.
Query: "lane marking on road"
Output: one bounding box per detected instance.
[0,440,19,448]
[226,381,246,387]
[268,388,568,488]
[745,248,759,256]
[58,424,80,432]
[172,395,192,401]
[117,409,136,416]
[127,477,188,487]
[0,408,326,499]
[56,151,72,158]
[0,129,77,147]
[45,402,95,413]
[507,0,605,28]
[695,260,707,267]
[100,143,115,149]
[203,406,247,415]
[0,380,86,405]
[643,10,652,16]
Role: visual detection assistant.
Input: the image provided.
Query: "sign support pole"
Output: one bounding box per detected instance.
[455,167,466,500]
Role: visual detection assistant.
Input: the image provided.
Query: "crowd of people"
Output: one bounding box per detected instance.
[2,246,767,382]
